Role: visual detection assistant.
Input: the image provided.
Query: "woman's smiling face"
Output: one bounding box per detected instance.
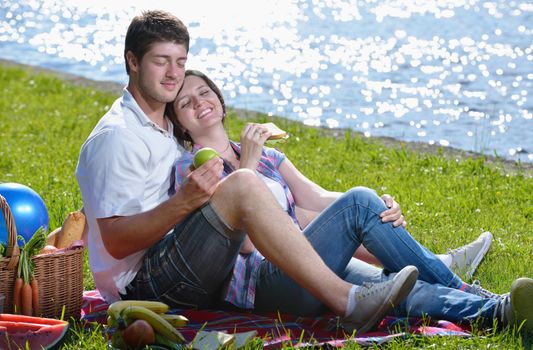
[174,75,224,138]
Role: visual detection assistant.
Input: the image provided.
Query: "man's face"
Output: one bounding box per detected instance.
[130,41,188,106]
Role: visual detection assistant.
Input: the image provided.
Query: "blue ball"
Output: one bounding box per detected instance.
[0,183,49,247]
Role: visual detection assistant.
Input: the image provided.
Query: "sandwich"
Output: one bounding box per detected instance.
[261,122,289,143]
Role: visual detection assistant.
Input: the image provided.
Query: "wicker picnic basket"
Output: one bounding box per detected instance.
[0,194,84,320]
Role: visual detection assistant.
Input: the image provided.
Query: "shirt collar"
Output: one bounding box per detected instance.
[122,87,174,136]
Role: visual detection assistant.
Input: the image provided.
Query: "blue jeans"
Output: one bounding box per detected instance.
[254,187,497,325]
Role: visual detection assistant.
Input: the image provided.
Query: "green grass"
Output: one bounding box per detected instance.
[1,63,532,349]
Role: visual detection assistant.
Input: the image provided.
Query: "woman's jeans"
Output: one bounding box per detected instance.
[254,187,497,325]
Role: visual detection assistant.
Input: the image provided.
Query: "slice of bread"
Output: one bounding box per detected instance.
[261,122,288,140]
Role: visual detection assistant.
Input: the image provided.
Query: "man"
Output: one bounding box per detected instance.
[76,10,532,335]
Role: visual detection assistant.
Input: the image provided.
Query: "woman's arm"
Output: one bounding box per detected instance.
[238,123,272,254]
[280,155,405,267]
[280,158,406,227]
[278,158,342,212]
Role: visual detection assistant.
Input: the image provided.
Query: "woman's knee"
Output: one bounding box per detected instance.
[344,186,380,204]
[341,186,390,214]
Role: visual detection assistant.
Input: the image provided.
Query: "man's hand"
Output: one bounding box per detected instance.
[380,194,407,228]
[179,157,223,210]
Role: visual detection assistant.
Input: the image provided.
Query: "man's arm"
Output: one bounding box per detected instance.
[99,157,223,259]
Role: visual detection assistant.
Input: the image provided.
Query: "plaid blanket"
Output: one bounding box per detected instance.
[81,290,471,348]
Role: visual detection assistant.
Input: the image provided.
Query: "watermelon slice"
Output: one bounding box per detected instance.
[0,314,69,350]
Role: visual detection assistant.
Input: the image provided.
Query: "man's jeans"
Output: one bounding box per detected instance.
[255,186,496,325]
[121,203,244,309]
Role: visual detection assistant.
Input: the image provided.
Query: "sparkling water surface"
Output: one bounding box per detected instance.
[1,0,532,162]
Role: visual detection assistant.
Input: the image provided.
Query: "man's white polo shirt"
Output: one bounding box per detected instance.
[76,88,183,303]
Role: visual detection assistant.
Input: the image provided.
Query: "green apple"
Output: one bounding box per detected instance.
[193,147,220,168]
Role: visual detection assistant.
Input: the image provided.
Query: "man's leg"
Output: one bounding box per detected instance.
[342,258,496,324]
[212,169,419,336]
[211,169,353,315]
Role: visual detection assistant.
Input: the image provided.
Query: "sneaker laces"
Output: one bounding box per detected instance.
[357,281,390,299]
[445,240,475,257]
[361,282,374,289]
[445,246,464,256]
[493,293,512,326]
[470,280,501,299]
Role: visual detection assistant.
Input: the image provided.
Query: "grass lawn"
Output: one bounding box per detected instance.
[0,63,532,349]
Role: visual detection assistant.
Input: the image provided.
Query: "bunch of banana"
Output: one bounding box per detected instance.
[107,300,189,349]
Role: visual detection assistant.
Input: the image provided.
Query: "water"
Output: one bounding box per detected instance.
[1,0,532,162]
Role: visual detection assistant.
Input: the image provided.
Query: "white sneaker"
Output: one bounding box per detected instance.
[342,265,419,334]
[439,231,493,278]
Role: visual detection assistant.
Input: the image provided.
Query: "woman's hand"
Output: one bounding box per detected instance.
[380,194,407,228]
[239,123,271,170]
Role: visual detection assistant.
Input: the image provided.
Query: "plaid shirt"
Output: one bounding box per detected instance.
[174,141,298,309]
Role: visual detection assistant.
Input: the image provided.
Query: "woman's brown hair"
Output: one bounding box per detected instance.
[167,70,226,149]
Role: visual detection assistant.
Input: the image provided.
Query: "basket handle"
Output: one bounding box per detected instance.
[0,194,20,269]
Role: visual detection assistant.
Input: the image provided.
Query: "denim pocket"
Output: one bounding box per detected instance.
[159,281,210,309]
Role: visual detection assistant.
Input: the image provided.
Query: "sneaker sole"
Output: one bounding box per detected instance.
[510,277,533,333]
[355,266,419,334]
[465,231,493,278]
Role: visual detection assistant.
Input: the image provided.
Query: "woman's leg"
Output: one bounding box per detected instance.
[307,186,465,289]
[356,231,494,278]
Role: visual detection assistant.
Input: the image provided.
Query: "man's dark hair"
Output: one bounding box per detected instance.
[124,10,190,75]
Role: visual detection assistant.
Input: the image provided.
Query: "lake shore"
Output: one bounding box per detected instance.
[3,58,530,176]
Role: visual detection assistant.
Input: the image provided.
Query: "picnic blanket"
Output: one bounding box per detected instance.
[81,290,471,348]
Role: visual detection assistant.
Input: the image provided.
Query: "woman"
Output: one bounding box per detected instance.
[168,70,532,332]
